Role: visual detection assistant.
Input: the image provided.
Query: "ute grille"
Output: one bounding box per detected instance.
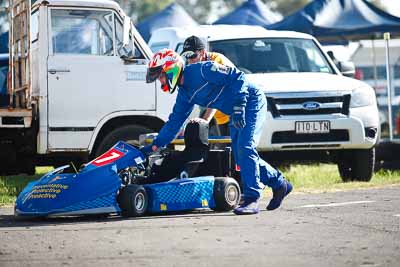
[267,94,351,117]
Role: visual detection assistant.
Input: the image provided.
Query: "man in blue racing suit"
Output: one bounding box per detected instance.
[143,49,292,215]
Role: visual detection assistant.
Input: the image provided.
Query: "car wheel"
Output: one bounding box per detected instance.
[94,125,152,157]
[337,148,375,182]
[118,184,148,217]
[352,148,375,182]
[212,177,241,211]
[338,162,353,182]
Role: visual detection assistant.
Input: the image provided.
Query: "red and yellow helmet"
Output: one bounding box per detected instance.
[146,49,184,94]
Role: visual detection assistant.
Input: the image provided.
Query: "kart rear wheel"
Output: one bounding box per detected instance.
[118,184,148,217]
[212,177,241,211]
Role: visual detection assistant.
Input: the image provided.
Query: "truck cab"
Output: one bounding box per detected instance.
[0,0,176,174]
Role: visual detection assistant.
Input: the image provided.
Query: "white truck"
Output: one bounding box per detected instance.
[0,0,177,174]
[148,25,380,182]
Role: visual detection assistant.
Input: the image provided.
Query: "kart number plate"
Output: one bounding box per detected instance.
[295,121,330,134]
[92,149,124,166]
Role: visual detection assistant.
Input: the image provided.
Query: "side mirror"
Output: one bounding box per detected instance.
[121,16,136,61]
[327,51,335,61]
[123,16,130,47]
[338,61,356,78]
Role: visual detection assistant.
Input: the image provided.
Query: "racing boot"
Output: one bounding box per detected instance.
[266,180,292,211]
[234,197,260,215]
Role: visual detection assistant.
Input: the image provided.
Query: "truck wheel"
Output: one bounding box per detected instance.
[94,125,152,156]
[337,148,375,182]
[352,148,375,182]
[212,177,241,211]
[118,184,148,217]
[338,162,352,182]
[19,156,36,175]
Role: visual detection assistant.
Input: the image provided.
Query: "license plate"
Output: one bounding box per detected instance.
[295,121,330,134]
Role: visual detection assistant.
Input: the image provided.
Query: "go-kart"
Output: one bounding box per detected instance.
[14,140,241,217]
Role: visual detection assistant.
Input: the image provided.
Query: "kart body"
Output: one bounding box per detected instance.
[15,141,240,217]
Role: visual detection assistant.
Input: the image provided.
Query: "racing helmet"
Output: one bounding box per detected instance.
[146,49,184,94]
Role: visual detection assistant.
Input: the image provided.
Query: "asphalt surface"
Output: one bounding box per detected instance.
[1,186,399,267]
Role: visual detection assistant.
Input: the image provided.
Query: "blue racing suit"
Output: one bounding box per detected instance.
[152,61,284,199]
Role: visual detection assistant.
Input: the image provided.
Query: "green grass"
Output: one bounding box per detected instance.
[0,167,53,206]
[1,164,400,207]
[283,164,400,193]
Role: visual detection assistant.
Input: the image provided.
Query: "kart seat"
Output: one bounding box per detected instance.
[146,121,210,183]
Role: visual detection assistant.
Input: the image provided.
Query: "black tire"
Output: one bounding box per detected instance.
[118,184,148,217]
[337,148,375,182]
[338,162,352,182]
[94,125,152,156]
[212,177,241,211]
[20,161,36,175]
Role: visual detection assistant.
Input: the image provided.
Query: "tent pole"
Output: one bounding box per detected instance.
[371,39,378,90]
[384,32,393,141]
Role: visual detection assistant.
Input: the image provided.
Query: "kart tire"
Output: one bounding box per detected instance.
[118,184,148,217]
[212,177,241,211]
[94,125,152,157]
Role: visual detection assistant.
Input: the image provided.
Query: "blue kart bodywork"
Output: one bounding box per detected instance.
[15,141,239,217]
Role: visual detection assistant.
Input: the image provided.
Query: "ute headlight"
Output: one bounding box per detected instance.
[350,87,376,108]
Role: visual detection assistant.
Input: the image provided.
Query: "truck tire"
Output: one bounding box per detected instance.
[212,177,241,211]
[337,148,375,182]
[94,125,152,156]
[118,184,148,217]
[338,162,352,182]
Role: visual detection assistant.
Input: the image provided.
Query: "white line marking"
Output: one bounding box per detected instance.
[297,200,376,208]
[394,214,400,217]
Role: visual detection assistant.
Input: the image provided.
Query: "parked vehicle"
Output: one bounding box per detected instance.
[148,25,380,181]
[0,0,178,175]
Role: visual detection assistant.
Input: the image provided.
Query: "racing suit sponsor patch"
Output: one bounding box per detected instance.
[210,62,229,74]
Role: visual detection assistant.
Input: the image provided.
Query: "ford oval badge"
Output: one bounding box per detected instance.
[302,101,321,110]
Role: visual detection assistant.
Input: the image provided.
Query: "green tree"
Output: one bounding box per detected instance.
[116,0,245,24]
[267,0,309,16]
[117,0,388,25]
[116,0,172,22]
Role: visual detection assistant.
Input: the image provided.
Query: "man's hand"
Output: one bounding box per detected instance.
[232,106,246,129]
[139,144,158,155]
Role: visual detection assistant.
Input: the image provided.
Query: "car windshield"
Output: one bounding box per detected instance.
[209,38,334,74]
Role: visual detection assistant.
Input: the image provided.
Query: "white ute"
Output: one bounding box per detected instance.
[148,25,380,181]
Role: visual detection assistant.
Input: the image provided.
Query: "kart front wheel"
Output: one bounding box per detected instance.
[212,177,241,211]
[118,184,148,217]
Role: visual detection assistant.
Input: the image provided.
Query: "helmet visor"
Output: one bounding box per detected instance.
[146,66,163,83]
